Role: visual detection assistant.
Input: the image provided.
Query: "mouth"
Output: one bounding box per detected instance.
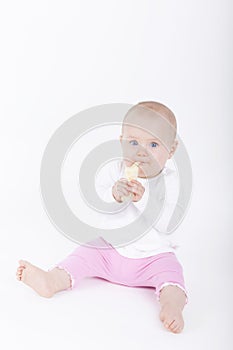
[132,162,146,167]
[127,161,148,167]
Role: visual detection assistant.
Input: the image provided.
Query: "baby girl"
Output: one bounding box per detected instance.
[16,101,188,334]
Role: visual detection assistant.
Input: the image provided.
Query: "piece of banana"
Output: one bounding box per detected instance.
[121,162,140,202]
[124,161,140,181]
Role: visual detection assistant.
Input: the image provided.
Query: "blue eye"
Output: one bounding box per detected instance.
[129,140,138,146]
[150,142,158,148]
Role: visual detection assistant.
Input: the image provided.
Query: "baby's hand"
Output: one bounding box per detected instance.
[112,178,132,203]
[127,179,145,202]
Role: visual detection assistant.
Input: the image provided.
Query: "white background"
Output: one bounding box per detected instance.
[0,1,232,349]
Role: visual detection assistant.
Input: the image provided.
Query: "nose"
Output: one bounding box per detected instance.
[137,144,148,157]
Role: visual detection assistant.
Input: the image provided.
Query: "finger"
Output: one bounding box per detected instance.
[128,182,144,191]
[128,179,141,185]
[117,186,130,197]
[128,186,142,196]
[119,178,128,184]
[132,195,142,202]
[119,182,132,192]
[132,195,139,201]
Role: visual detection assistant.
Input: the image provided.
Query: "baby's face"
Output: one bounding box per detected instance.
[120,110,177,178]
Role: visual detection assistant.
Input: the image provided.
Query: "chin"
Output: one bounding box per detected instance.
[139,167,162,178]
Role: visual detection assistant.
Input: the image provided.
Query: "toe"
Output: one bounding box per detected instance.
[16,267,24,277]
[163,316,174,329]
[19,260,28,267]
[16,264,26,281]
[168,320,177,331]
[173,320,184,333]
[16,272,21,280]
[173,325,181,333]
[164,322,171,329]
[161,313,172,327]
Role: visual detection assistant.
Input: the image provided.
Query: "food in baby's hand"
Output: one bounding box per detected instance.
[121,162,140,201]
[124,162,140,181]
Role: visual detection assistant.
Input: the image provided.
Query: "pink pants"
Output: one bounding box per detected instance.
[49,236,188,303]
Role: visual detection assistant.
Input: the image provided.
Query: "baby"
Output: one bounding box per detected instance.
[16,101,188,334]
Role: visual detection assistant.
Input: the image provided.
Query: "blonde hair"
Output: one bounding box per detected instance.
[136,101,177,132]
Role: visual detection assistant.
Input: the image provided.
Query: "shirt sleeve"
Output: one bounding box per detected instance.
[95,161,121,203]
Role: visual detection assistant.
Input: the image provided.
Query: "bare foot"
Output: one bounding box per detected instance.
[159,302,184,333]
[159,285,187,333]
[16,260,71,298]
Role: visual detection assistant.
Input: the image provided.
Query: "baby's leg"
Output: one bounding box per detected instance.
[159,284,187,334]
[16,237,109,298]
[147,252,188,333]
[16,260,71,298]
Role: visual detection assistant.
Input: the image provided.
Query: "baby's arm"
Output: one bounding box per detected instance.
[95,161,128,203]
[95,161,145,203]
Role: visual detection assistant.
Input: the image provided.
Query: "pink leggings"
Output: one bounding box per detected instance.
[49,236,188,303]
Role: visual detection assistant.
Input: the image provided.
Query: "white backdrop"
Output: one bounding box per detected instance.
[0,1,232,349]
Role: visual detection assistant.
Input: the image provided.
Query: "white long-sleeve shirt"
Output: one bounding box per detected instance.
[95,159,183,258]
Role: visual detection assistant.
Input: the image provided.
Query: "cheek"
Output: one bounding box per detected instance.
[121,144,137,158]
[150,149,169,164]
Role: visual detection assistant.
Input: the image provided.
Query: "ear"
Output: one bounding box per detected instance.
[119,135,122,143]
[168,139,178,159]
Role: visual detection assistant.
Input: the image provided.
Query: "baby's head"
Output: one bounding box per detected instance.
[120,101,178,178]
